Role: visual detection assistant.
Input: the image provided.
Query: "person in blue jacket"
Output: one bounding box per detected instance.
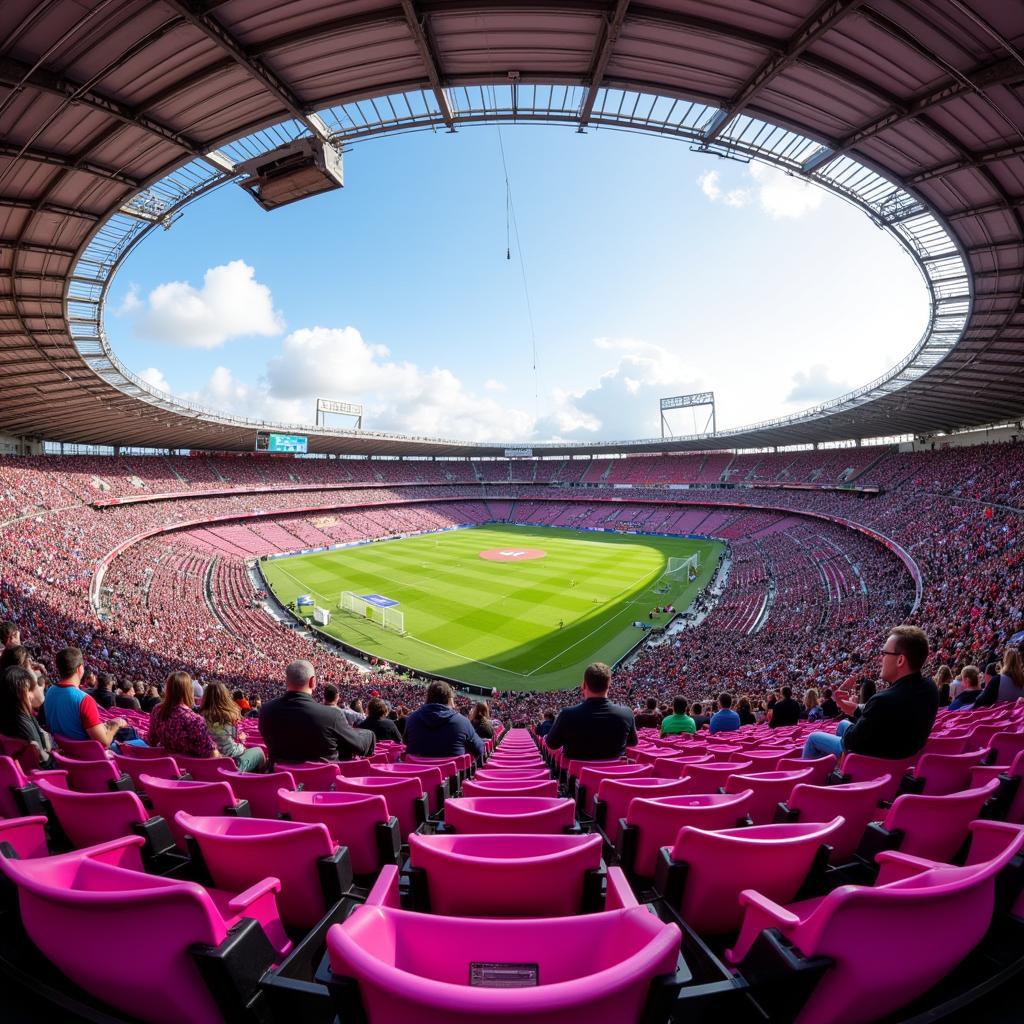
[404,680,486,761]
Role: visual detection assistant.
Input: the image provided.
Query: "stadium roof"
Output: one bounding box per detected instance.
[1,0,1022,457]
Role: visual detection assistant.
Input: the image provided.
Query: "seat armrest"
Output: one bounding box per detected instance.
[365,864,401,908]
[726,889,800,965]
[874,849,940,885]
[603,866,637,910]
[228,876,282,915]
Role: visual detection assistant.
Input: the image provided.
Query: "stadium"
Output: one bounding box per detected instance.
[0,1,1023,1022]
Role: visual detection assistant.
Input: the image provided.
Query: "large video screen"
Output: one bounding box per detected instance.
[256,432,308,453]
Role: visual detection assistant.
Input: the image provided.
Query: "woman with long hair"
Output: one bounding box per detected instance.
[149,671,218,758]
[736,696,756,727]
[933,665,952,707]
[469,701,494,740]
[804,688,823,721]
[0,665,53,766]
[357,697,402,743]
[200,681,265,771]
[976,647,1024,707]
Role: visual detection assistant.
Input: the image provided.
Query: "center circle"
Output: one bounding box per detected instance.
[479,547,547,562]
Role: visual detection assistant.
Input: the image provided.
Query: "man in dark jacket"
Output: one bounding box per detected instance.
[260,660,375,764]
[358,697,403,743]
[404,681,486,760]
[801,626,938,761]
[545,663,638,760]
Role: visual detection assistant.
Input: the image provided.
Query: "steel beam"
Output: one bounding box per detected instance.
[0,142,139,189]
[399,0,454,128]
[578,0,630,130]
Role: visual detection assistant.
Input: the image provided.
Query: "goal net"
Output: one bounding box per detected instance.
[664,554,700,583]
[337,592,405,634]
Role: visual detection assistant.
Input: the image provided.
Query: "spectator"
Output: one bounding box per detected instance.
[820,687,841,720]
[949,665,982,711]
[200,681,265,771]
[545,664,637,760]
[709,692,740,734]
[231,689,252,713]
[139,684,161,713]
[469,701,495,740]
[43,648,125,749]
[93,673,115,710]
[114,677,142,711]
[660,695,696,736]
[0,645,35,677]
[338,694,364,726]
[691,702,710,731]
[975,647,1024,707]
[802,626,937,761]
[635,698,662,729]
[191,677,204,707]
[536,709,555,738]
[0,665,53,767]
[769,685,801,727]
[322,683,340,708]
[358,697,402,743]
[933,665,952,708]
[804,688,823,722]
[260,660,374,764]
[737,696,756,727]
[150,671,218,759]
[404,681,486,760]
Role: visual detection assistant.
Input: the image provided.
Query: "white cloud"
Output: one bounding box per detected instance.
[697,162,822,219]
[113,284,141,316]
[786,364,851,404]
[132,260,284,349]
[138,366,170,393]
[483,378,506,392]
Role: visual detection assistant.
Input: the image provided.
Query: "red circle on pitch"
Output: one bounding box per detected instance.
[479,547,547,562]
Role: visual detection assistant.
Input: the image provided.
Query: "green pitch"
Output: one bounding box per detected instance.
[260,524,722,691]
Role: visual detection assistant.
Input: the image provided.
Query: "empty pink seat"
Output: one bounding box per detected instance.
[723,768,815,825]
[462,778,559,798]
[652,754,713,778]
[324,864,681,1024]
[564,758,625,781]
[475,767,549,781]
[275,761,341,790]
[725,821,1024,1024]
[661,818,844,935]
[443,796,576,835]
[593,777,693,846]
[217,767,296,818]
[0,735,44,772]
[779,755,834,787]
[36,777,150,849]
[989,731,1024,766]
[370,764,447,813]
[51,752,129,794]
[407,832,603,916]
[170,754,235,783]
[279,789,399,875]
[682,760,753,793]
[622,790,754,879]
[176,812,346,929]
[919,734,968,758]
[405,754,468,778]
[838,753,915,803]
[0,755,59,818]
[53,735,109,761]
[113,753,183,790]
[333,775,426,840]
[784,776,891,863]
[910,748,989,796]
[115,744,170,759]
[334,759,377,777]
[0,815,48,859]
[0,834,291,1024]
[576,764,652,815]
[141,774,245,850]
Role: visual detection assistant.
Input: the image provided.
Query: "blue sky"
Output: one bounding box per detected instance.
[107,124,928,442]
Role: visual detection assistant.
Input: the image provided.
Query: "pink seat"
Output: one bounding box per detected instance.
[723,768,815,825]
[36,777,149,849]
[0,815,49,859]
[170,754,234,783]
[407,832,603,916]
[475,767,550,781]
[141,774,244,850]
[839,753,914,803]
[324,864,680,1024]
[989,731,1024,766]
[785,776,892,862]
[51,752,129,794]
[53,735,109,761]
[443,797,576,835]
[779,755,835,787]
[115,744,170,759]
[405,754,467,778]
[576,764,652,815]
[276,762,341,790]
[333,775,426,840]
[920,734,968,758]
[462,778,559,798]
[176,812,343,929]
[705,745,743,762]
[662,818,844,935]
[911,748,989,796]
[725,821,1024,1024]
[113,753,183,789]
[279,789,398,875]
[0,755,57,818]
[370,764,447,813]
[652,754,713,778]
[877,779,1001,862]
[0,735,44,772]
[682,760,753,793]
[564,758,625,781]
[737,750,790,772]
[217,767,296,818]
[593,777,693,846]
[334,759,377,777]
[622,790,755,879]
[0,834,291,1024]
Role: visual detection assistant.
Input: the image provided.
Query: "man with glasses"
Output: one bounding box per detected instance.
[801,626,937,761]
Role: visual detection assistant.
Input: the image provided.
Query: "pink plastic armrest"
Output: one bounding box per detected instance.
[725,889,800,964]
[29,769,69,787]
[604,867,638,911]
[77,835,148,870]
[228,876,283,915]
[874,849,942,885]
[364,863,401,908]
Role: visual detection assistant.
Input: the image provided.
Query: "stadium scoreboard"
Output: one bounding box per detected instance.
[256,431,308,453]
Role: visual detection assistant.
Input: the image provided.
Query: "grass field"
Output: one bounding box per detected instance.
[260,525,722,691]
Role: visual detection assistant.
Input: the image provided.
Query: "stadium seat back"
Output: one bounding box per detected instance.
[51,752,123,793]
[462,778,559,798]
[53,735,109,761]
[595,776,692,845]
[683,760,753,793]
[840,754,914,802]
[723,768,815,825]
[787,776,891,862]
[333,775,424,839]
[170,755,234,782]
[913,748,988,796]
[475,767,549,781]
[443,796,576,835]
[0,815,49,858]
[36,777,147,849]
[275,762,341,790]
[777,755,834,786]
[141,775,239,849]
[217,767,296,818]
[114,753,183,789]
[370,764,445,811]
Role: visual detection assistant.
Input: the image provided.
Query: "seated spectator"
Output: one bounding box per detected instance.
[949,665,982,711]
[635,698,662,729]
[139,684,161,713]
[404,681,486,761]
[820,687,841,719]
[709,692,740,734]
[191,677,204,707]
[769,685,801,727]
[545,664,637,760]
[93,673,115,710]
[804,688,823,721]
[43,648,126,749]
[260,661,374,764]
[737,696,756,727]
[358,697,403,743]
[322,683,341,709]
[975,647,1024,707]
[200,681,265,772]
[933,665,953,708]
[802,626,938,761]
[691,702,710,731]
[231,689,252,713]
[0,665,53,767]
[1,624,44,677]
[536,709,555,738]
[660,695,696,736]
[150,672,218,759]
[114,677,142,711]
[469,701,495,740]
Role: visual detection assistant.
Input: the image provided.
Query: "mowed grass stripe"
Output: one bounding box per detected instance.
[261,525,722,690]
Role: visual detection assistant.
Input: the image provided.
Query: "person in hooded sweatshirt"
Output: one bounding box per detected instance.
[403,680,486,761]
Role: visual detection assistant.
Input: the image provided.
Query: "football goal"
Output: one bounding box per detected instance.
[337,592,405,634]
[664,554,701,583]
